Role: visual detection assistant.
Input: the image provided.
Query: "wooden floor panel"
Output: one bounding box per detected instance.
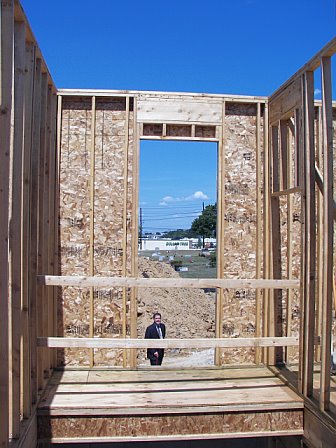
[40,367,302,413]
[37,367,304,442]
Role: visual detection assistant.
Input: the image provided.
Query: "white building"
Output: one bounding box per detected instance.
[140,239,191,251]
[139,238,216,251]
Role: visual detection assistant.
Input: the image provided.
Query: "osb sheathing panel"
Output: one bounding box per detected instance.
[94,98,134,366]
[58,99,264,367]
[38,410,303,439]
[220,103,260,364]
[166,124,192,137]
[58,97,134,366]
[58,99,92,366]
[279,193,302,364]
[58,98,334,368]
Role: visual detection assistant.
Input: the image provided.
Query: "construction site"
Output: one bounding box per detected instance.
[1,1,336,447]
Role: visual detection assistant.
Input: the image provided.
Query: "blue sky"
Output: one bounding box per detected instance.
[140,141,217,232]
[21,0,336,231]
[21,1,336,95]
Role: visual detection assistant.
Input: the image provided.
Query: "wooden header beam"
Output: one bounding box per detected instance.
[37,275,300,290]
[56,88,268,103]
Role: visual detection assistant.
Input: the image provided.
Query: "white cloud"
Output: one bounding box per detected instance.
[186,191,209,201]
[159,195,175,205]
[159,191,208,205]
[162,195,174,202]
[314,88,321,97]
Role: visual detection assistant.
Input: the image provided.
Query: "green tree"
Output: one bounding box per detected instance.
[191,204,217,246]
[162,229,196,239]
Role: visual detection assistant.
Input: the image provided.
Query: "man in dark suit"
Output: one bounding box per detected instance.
[145,313,166,365]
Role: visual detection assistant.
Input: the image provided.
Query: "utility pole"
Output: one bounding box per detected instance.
[202,202,205,248]
[139,207,143,249]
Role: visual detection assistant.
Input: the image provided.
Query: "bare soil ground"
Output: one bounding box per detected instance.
[136,257,303,367]
[137,257,215,366]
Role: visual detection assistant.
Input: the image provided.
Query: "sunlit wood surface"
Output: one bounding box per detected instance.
[37,366,304,443]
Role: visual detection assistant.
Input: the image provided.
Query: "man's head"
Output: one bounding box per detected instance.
[153,313,161,324]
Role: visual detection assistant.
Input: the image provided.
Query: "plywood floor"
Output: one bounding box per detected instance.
[37,367,305,443]
[39,366,303,416]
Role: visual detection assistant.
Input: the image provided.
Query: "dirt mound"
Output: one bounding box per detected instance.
[137,258,215,341]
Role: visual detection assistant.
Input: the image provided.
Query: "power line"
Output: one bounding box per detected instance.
[142,216,198,222]
[142,227,192,231]
[139,202,213,231]
[140,201,214,208]
[141,211,201,218]
[139,204,206,210]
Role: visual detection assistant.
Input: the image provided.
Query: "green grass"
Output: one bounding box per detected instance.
[139,250,217,279]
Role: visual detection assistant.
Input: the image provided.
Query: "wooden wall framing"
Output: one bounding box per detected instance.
[1,1,57,446]
[1,2,14,445]
[0,1,335,446]
[56,91,268,368]
[268,38,336,436]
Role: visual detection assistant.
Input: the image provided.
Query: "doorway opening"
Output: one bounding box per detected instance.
[137,139,218,367]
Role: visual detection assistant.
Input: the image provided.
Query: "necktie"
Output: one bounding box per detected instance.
[157,325,163,339]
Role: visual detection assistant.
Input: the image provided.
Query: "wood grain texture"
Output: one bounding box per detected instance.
[0,1,14,444]
[303,405,336,448]
[21,41,35,420]
[320,56,333,410]
[302,71,315,397]
[39,275,300,289]
[37,367,303,440]
[37,410,303,440]
[10,19,26,438]
[269,78,302,125]
[37,336,301,349]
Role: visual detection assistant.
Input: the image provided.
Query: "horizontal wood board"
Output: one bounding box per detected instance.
[37,411,303,441]
[38,366,303,413]
[37,367,303,440]
[137,98,223,124]
[37,336,301,349]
